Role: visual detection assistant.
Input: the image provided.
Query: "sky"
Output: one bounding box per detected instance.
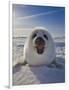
[12,4,65,37]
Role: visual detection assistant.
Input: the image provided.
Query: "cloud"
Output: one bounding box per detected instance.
[17,9,63,20]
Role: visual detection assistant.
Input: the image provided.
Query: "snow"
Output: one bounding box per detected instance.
[13,57,65,85]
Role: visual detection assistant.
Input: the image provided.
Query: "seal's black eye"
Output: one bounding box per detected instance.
[44,34,48,40]
[32,34,37,39]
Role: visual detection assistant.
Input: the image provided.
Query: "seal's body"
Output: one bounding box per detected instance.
[23,27,56,66]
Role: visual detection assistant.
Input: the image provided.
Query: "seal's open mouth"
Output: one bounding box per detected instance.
[35,37,45,54]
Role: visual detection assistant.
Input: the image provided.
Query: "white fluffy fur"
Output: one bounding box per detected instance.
[23,27,56,66]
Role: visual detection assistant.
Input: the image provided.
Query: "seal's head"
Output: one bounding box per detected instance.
[31,28,48,54]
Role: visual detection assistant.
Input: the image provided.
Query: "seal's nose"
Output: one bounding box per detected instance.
[35,37,45,45]
[37,37,42,41]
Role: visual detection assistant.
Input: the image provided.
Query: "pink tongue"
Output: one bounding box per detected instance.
[37,46,44,54]
[35,43,45,50]
[38,45,43,49]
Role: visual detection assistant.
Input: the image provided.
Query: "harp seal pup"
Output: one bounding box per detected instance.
[23,27,57,66]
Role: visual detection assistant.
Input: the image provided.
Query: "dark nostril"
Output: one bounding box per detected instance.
[36,37,45,44]
[37,37,43,41]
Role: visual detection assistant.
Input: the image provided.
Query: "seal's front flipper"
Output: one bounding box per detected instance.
[47,63,56,68]
[52,60,64,69]
[18,60,27,65]
[21,60,27,65]
[55,63,64,69]
[18,60,27,66]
